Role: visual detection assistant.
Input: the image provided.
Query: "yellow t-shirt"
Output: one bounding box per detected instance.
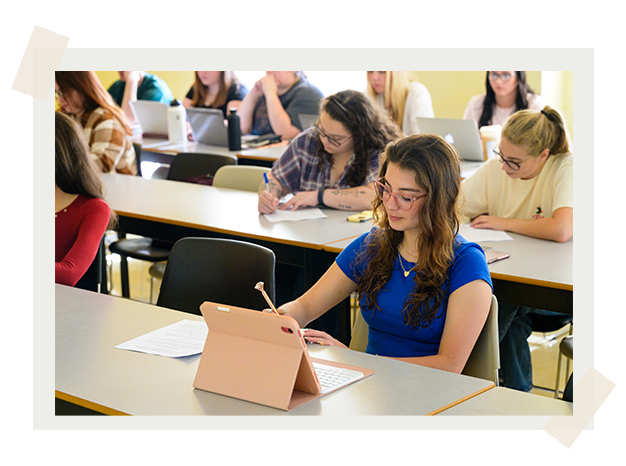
[460,154,573,222]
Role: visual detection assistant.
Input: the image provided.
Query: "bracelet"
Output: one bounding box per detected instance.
[317,187,325,207]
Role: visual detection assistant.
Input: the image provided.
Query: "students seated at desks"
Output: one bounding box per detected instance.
[107,71,174,130]
[183,71,248,115]
[463,71,547,128]
[55,71,138,175]
[258,89,401,214]
[55,111,116,287]
[237,71,324,139]
[272,134,493,372]
[460,106,573,392]
[365,71,434,135]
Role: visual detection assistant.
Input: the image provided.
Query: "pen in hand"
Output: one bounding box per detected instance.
[263,172,271,193]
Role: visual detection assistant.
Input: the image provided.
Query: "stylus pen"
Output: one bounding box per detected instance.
[263,172,271,193]
[255,282,280,315]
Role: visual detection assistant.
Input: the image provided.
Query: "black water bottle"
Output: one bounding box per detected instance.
[227,107,242,151]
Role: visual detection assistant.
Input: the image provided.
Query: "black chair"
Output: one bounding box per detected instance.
[156,237,276,315]
[75,237,107,294]
[109,152,237,299]
[166,152,237,183]
[132,142,143,178]
[529,312,573,336]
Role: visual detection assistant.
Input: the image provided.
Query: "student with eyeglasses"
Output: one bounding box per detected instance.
[258,89,401,214]
[460,106,573,392]
[272,134,493,372]
[463,71,547,128]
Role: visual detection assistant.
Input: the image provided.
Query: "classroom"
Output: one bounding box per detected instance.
[54,68,575,418]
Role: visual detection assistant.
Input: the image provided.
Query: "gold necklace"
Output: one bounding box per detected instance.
[398,252,413,278]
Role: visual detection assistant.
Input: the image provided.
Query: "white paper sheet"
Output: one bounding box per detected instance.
[115,320,208,358]
[459,223,513,242]
[263,207,328,223]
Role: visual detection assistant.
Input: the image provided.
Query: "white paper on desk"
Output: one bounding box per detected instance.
[115,320,208,358]
[459,224,513,242]
[263,207,328,223]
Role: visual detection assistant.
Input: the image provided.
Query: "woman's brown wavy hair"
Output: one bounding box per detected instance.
[355,133,462,329]
[315,90,401,186]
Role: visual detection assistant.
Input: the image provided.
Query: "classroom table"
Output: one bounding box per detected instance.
[55,284,495,416]
[137,136,484,176]
[324,232,573,315]
[480,234,573,314]
[102,173,372,343]
[138,136,287,168]
[436,385,572,416]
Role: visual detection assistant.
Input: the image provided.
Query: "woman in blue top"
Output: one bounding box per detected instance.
[276,134,493,373]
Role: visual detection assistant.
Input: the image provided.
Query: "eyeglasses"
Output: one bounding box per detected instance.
[493,147,523,171]
[489,72,516,82]
[373,179,426,211]
[314,122,351,148]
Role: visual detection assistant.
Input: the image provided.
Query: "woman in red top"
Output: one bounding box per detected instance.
[55,111,116,287]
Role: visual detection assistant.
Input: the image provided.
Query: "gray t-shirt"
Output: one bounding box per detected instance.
[252,78,323,135]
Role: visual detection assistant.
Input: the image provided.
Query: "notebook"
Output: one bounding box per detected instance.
[415,117,484,162]
[130,100,169,138]
[194,301,375,411]
[186,108,229,147]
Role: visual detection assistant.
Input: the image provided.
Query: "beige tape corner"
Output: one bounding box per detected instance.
[544,367,615,448]
[12,25,69,100]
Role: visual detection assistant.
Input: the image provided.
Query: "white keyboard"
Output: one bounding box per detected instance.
[313,363,364,394]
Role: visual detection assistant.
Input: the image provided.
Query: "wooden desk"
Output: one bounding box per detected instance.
[102,173,372,342]
[436,386,573,416]
[55,285,495,416]
[324,232,573,315]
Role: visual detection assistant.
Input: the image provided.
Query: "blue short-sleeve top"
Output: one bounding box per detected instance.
[335,228,493,358]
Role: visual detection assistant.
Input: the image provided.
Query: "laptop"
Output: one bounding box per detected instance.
[415,117,484,162]
[194,301,374,411]
[131,100,169,138]
[298,114,317,130]
[186,108,229,147]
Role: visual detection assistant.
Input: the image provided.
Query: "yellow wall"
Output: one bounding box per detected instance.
[94,70,573,141]
[96,71,195,101]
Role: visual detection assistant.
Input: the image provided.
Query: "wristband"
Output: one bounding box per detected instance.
[317,187,325,207]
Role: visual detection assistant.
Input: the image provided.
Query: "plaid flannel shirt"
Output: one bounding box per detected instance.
[271,127,380,194]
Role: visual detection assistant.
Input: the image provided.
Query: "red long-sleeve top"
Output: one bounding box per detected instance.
[55,195,111,286]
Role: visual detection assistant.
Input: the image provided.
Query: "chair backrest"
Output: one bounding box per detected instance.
[348,307,368,352]
[75,237,106,293]
[462,294,500,384]
[349,294,501,385]
[166,152,237,182]
[132,142,143,177]
[212,165,271,192]
[156,237,276,315]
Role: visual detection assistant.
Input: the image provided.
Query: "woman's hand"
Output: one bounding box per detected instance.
[258,190,280,214]
[278,191,318,211]
[301,329,348,349]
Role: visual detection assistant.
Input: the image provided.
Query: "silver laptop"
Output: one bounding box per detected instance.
[414,117,484,162]
[186,108,228,147]
[298,114,317,130]
[130,100,169,138]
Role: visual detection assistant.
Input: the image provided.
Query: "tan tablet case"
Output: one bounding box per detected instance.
[193,301,374,411]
